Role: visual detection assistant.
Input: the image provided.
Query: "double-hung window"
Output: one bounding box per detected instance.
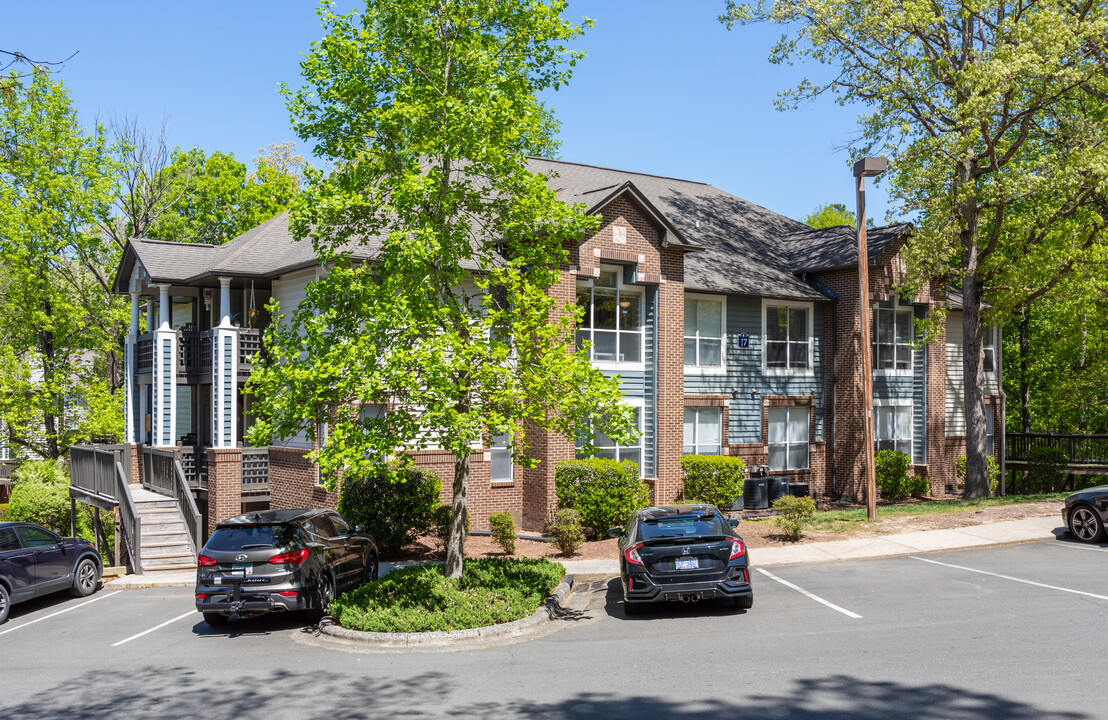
[684,296,724,369]
[983,326,996,374]
[875,402,912,457]
[873,303,914,372]
[490,432,512,483]
[576,266,643,366]
[768,406,809,470]
[764,302,811,373]
[683,407,721,455]
[315,422,329,486]
[576,402,643,474]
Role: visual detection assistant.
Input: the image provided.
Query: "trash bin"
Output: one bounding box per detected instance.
[767,477,790,504]
[743,477,768,510]
[788,482,810,497]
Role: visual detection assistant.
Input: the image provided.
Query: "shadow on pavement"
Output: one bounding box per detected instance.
[0,669,1086,720]
[600,577,744,620]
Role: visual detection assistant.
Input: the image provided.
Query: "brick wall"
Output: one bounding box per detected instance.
[268,446,338,511]
[206,447,242,535]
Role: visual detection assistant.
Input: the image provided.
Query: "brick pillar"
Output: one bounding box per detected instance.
[123,443,143,485]
[926,298,949,494]
[207,447,243,535]
[653,252,685,505]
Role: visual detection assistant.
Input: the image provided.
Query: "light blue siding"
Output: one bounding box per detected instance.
[597,287,656,477]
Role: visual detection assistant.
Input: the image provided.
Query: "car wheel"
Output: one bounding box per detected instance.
[308,573,336,622]
[203,612,229,627]
[70,558,100,598]
[364,553,379,583]
[1069,505,1104,543]
[623,600,640,616]
[735,595,753,611]
[0,584,10,625]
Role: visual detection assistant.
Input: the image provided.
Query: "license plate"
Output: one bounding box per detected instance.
[232,563,252,576]
[675,558,699,571]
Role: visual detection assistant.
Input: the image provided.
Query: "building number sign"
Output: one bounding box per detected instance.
[736,332,750,349]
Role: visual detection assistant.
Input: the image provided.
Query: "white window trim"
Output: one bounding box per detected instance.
[576,396,645,477]
[983,325,998,379]
[316,422,329,487]
[872,298,915,378]
[490,432,513,485]
[683,406,723,455]
[873,398,913,461]
[766,405,810,471]
[684,292,727,376]
[576,266,647,373]
[761,299,815,377]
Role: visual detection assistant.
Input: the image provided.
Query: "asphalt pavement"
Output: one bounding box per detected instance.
[2,531,1106,719]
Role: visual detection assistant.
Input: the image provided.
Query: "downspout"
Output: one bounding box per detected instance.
[996,323,1007,495]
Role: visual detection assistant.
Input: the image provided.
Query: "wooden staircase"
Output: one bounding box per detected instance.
[129,485,198,573]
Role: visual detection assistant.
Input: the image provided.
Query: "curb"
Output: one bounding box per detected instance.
[317,574,575,649]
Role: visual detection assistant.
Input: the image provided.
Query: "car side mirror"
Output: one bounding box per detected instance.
[354,525,365,534]
[729,519,739,528]
[607,527,624,538]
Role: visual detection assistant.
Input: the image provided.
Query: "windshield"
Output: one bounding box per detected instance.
[205,524,303,551]
[639,514,728,541]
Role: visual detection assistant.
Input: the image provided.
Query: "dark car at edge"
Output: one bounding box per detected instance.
[1063,485,1108,543]
[0,521,103,624]
[195,508,378,625]
[611,504,753,614]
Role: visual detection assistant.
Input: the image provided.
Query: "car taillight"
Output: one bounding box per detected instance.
[277,590,298,597]
[195,593,207,600]
[268,548,310,565]
[729,538,746,560]
[197,555,217,567]
[625,543,644,566]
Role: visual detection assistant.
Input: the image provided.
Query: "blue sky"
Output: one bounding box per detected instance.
[5,0,891,225]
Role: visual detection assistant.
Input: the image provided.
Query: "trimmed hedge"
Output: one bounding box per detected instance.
[546,509,584,557]
[680,455,746,511]
[488,512,517,555]
[554,458,649,536]
[875,450,929,502]
[337,463,441,555]
[330,557,565,633]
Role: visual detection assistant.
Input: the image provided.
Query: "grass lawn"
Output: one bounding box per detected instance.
[797,493,1069,533]
[329,557,566,633]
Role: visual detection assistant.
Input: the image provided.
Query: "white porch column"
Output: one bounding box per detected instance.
[152,284,178,447]
[124,292,140,443]
[212,277,239,448]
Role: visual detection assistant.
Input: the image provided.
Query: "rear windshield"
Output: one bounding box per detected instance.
[639,514,728,541]
[205,524,303,552]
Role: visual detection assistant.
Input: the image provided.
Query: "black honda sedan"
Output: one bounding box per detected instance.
[1064,485,1108,543]
[0,521,103,624]
[195,508,378,625]
[610,504,753,614]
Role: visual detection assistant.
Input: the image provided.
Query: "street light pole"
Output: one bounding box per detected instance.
[853,156,887,522]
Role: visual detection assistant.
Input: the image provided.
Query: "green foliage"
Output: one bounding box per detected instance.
[554,459,649,537]
[248,0,624,578]
[680,455,746,511]
[772,495,815,541]
[330,557,565,633]
[0,503,8,521]
[803,203,856,229]
[145,143,303,245]
[546,508,584,557]
[12,459,67,486]
[1025,446,1069,493]
[8,479,75,536]
[956,455,1000,495]
[874,450,927,502]
[433,503,470,551]
[0,69,124,460]
[488,512,517,555]
[337,463,441,555]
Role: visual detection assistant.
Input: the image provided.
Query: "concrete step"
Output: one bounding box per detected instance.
[142,536,192,548]
[133,500,179,511]
[141,522,187,534]
[141,551,196,563]
[141,544,193,558]
[137,511,183,522]
[141,560,197,572]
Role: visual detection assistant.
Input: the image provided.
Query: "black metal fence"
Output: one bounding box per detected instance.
[1006,433,1108,467]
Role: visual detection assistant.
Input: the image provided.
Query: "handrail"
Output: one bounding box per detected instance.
[173,458,203,553]
[115,459,142,575]
[1006,432,1108,466]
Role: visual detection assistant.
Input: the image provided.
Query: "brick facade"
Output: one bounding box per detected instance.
[206,447,242,535]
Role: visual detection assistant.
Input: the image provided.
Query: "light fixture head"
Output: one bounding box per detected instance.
[853,156,888,178]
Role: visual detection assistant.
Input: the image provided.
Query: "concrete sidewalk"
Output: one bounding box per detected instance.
[105,515,1065,587]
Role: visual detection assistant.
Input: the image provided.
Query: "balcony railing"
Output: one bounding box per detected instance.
[241,448,270,500]
[134,327,265,378]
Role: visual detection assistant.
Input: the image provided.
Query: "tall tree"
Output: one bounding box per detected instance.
[0,70,123,458]
[724,0,1108,497]
[248,0,631,578]
[803,202,856,228]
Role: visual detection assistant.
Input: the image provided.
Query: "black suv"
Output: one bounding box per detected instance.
[195,508,378,625]
[1,521,102,624]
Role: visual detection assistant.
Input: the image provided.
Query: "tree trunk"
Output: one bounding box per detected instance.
[961,275,990,498]
[1019,308,1030,433]
[444,450,469,579]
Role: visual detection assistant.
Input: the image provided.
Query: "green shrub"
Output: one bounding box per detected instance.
[1025,446,1069,493]
[955,454,1001,494]
[337,463,441,555]
[875,450,915,502]
[433,502,470,551]
[554,458,649,537]
[13,458,67,486]
[0,503,7,521]
[488,512,517,555]
[330,557,565,633]
[906,474,932,499]
[680,455,746,510]
[546,508,585,557]
[8,479,75,535]
[772,495,815,541]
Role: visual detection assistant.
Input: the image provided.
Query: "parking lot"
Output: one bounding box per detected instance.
[1,537,1105,719]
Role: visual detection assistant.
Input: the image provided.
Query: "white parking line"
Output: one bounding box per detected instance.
[756,568,862,619]
[0,590,122,637]
[112,610,196,647]
[912,556,1108,600]
[1054,542,1108,554]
